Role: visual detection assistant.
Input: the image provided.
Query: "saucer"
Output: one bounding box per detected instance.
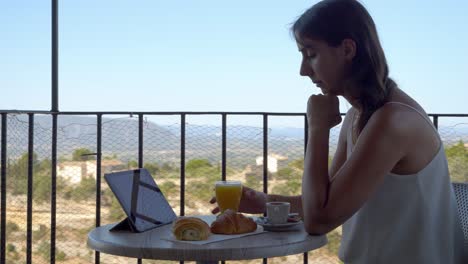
[255,217,302,232]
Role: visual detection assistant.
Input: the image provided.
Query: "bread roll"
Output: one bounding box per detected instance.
[210,209,257,235]
[172,217,211,241]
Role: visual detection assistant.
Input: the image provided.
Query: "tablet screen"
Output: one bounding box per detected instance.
[104,169,177,232]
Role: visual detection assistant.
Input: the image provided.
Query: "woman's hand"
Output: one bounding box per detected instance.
[307,94,342,131]
[210,185,267,214]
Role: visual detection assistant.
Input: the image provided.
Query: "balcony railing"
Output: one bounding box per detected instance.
[1,110,467,264]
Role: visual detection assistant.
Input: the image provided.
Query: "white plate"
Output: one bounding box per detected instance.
[255,217,302,232]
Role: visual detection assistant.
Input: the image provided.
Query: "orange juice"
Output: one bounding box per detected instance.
[215,181,242,213]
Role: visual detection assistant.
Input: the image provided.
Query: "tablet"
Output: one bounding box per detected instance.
[104,168,177,232]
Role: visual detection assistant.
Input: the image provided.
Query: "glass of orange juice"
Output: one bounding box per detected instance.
[215,180,243,213]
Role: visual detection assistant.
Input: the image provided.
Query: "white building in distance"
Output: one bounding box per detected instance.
[57,160,125,184]
[255,154,287,173]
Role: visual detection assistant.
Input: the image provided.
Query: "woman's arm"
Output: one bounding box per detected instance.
[210,106,352,218]
[302,102,409,235]
[328,108,353,180]
[263,108,353,218]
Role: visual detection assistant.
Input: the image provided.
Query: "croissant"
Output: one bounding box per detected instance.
[172,217,211,241]
[210,209,257,235]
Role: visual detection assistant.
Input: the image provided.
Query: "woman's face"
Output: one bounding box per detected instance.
[296,33,354,96]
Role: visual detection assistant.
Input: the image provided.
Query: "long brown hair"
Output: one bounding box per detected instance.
[291,0,396,136]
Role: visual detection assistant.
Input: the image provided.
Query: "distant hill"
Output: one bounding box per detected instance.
[4,114,468,168]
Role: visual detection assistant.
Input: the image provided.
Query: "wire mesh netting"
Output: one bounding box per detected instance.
[1,113,467,264]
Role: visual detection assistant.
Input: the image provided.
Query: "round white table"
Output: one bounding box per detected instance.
[87,215,327,264]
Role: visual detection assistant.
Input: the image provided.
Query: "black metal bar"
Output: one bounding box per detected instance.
[2,109,468,118]
[95,114,102,264]
[180,114,186,217]
[1,114,7,264]
[263,114,268,264]
[433,115,439,130]
[304,114,308,264]
[263,114,268,195]
[179,114,186,263]
[26,114,34,264]
[220,114,227,264]
[222,114,227,181]
[138,114,144,168]
[51,0,59,112]
[138,114,144,264]
[50,114,57,264]
[0,110,309,116]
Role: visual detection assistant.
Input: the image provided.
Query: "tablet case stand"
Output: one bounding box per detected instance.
[108,169,166,233]
[110,217,138,232]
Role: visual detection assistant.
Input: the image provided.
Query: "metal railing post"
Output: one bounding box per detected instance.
[138,114,144,264]
[26,114,34,264]
[95,114,102,264]
[51,0,59,112]
[263,114,268,264]
[222,114,227,181]
[180,114,186,217]
[51,113,58,264]
[1,113,7,264]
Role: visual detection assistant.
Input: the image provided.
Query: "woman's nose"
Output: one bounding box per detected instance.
[300,60,312,76]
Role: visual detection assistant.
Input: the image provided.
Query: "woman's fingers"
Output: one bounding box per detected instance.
[210,196,217,204]
[211,207,220,214]
[307,93,342,130]
[210,196,219,214]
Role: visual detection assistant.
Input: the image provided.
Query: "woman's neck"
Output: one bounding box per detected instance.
[343,94,361,111]
[342,84,399,112]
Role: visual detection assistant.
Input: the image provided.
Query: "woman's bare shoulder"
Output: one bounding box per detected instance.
[371,102,429,134]
[369,100,440,174]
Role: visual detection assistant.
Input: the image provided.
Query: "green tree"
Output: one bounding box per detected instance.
[8,152,41,195]
[245,173,262,190]
[127,160,138,169]
[161,162,180,178]
[2,221,19,238]
[72,148,95,161]
[144,162,160,175]
[159,181,177,198]
[272,180,301,196]
[445,140,468,182]
[275,167,302,181]
[70,177,96,202]
[186,159,219,179]
[161,162,176,173]
[289,159,304,170]
[108,195,126,222]
[37,241,66,261]
[33,172,51,204]
[103,153,118,160]
[186,159,212,171]
[184,159,221,206]
[38,158,52,172]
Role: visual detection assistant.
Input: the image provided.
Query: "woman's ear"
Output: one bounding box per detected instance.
[341,38,356,60]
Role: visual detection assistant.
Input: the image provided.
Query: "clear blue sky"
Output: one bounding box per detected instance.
[1,1,467,118]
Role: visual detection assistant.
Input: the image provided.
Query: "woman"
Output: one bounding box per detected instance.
[211,0,465,263]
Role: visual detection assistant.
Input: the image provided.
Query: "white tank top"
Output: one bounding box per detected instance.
[338,102,466,263]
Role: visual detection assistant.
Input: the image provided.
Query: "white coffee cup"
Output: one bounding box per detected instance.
[266,202,290,225]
